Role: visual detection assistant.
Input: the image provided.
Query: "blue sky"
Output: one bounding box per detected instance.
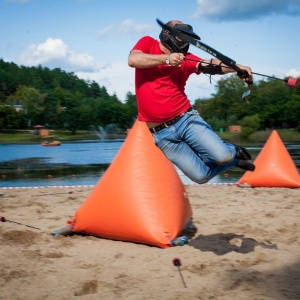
[1,0,300,102]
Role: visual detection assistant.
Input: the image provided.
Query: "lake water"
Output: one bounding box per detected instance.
[0,140,299,187]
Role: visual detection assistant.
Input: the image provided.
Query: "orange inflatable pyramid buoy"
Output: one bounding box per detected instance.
[238,130,300,188]
[70,121,192,248]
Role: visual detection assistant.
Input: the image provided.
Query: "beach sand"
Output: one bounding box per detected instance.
[0,185,299,300]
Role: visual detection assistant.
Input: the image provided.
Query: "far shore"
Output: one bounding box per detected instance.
[1,128,300,144]
[0,130,127,144]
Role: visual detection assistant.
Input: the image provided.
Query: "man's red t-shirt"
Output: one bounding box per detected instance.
[131,36,202,123]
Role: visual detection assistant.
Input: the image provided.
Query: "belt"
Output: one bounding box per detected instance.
[149,107,193,134]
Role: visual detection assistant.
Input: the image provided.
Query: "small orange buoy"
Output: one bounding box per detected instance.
[238,130,300,187]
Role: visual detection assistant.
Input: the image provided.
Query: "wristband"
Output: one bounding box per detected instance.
[165,54,171,65]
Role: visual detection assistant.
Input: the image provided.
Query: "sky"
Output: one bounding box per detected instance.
[1,0,300,103]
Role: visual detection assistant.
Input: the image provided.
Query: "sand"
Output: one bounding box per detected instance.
[0,185,299,300]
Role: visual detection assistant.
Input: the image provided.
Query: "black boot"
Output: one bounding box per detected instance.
[236,159,256,171]
[234,144,252,160]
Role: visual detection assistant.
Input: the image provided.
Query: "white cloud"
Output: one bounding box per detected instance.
[23,38,67,64]
[192,0,300,21]
[117,19,155,34]
[286,68,300,78]
[68,52,94,70]
[97,19,155,38]
[17,37,134,100]
[97,24,115,38]
[185,73,218,101]
[18,38,103,72]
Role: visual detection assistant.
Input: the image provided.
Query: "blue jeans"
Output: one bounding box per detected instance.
[152,109,237,184]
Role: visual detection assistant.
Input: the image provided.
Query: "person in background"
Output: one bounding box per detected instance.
[128,19,255,184]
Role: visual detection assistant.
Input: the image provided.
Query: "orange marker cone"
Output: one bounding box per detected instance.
[71,121,192,248]
[238,130,300,188]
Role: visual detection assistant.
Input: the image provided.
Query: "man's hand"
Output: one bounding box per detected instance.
[169,53,185,67]
[236,64,253,84]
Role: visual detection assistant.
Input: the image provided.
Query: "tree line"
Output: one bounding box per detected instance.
[194,75,300,136]
[0,59,299,135]
[0,59,137,133]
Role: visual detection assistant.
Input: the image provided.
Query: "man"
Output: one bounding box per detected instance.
[128,20,255,184]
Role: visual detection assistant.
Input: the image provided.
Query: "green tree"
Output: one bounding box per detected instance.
[42,92,62,128]
[247,79,297,129]
[240,114,260,130]
[286,93,300,126]
[89,81,103,98]
[239,114,261,138]
[1,58,298,133]
[201,76,251,121]
[8,86,47,127]
[61,104,94,134]
[124,91,137,125]
[0,105,23,129]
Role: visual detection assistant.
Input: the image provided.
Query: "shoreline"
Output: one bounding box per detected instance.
[0,138,126,145]
[1,129,300,145]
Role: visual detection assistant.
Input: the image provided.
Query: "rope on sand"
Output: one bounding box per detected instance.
[0,183,238,189]
[0,185,95,190]
[187,182,237,186]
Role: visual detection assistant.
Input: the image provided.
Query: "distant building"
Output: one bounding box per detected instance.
[9,99,23,112]
[33,125,49,136]
[228,125,241,133]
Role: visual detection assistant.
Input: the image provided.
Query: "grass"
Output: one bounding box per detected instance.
[0,129,299,144]
[248,129,300,143]
[0,132,42,143]
[0,129,127,144]
[218,129,300,144]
